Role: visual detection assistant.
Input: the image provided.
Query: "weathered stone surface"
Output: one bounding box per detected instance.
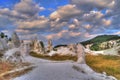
[68,44,76,53]
[11,32,20,48]
[3,48,24,63]
[47,39,53,52]
[0,37,8,50]
[76,44,86,64]
[20,41,30,56]
[31,39,45,54]
[7,41,15,49]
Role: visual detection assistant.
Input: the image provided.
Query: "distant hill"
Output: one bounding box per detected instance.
[81,35,120,45]
[81,35,120,51]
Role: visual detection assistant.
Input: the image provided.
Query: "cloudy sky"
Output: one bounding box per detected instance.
[0,0,120,45]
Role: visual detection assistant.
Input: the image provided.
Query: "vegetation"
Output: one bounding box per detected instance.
[40,41,45,48]
[0,32,8,38]
[86,54,120,80]
[0,61,32,80]
[81,35,120,45]
[30,52,77,61]
[81,35,120,51]
[54,44,67,48]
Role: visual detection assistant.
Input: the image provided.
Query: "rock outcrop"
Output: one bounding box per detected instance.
[76,44,86,64]
[31,39,45,54]
[11,32,20,48]
[47,39,53,52]
[0,37,8,52]
[20,40,30,56]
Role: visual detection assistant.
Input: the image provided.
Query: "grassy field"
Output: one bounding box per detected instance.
[86,54,120,80]
[30,52,120,80]
[30,52,77,61]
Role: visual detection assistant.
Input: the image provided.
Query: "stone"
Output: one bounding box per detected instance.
[47,39,53,52]
[11,32,20,48]
[0,37,8,50]
[7,41,15,49]
[31,39,45,54]
[3,48,24,63]
[20,41,30,56]
[68,44,76,53]
[76,44,86,64]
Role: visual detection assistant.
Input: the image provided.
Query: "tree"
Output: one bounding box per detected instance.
[0,32,5,38]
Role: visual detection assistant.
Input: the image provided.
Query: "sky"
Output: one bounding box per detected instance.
[0,0,120,45]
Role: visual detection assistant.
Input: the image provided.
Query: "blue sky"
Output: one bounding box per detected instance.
[0,0,120,45]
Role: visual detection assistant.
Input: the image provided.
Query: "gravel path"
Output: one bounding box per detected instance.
[13,56,117,80]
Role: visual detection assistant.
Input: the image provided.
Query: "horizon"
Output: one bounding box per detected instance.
[0,0,120,45]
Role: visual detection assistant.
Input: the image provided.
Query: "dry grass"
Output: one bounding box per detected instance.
[0,62,32,80]
[30,52,77,61]
[0,62,15,74]
[2,67,33,80]
[86,54,120,80]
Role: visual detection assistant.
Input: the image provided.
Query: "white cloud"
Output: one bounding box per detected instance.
[50,4,81,20]
[46,30,81,40]
[102,19,112,26]
[14,0,45,17]
[17,18,49,29]
[114,31,120,35]
[71,0,115,10]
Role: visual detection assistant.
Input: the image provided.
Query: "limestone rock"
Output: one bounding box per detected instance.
[31,39,45,54]
[3,48,24,63]
[7,41,15,49]
[0,37,8,50]
[47,39,53,52]
[76,44,86,64]
[20,41,30,56]
[11,32,20,48]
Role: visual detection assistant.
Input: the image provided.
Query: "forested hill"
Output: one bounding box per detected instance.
[81,35,120,46]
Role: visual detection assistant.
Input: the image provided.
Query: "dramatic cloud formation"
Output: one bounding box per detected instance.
[0,0,119,45]
[70,0,115,10]
[50,4,81,20]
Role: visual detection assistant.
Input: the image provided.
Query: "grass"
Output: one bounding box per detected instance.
[30,52,77,61]
[0,61,32,80]
[2,67,33,80]
[86,54,120,80]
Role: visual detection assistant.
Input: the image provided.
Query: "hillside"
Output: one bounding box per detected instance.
[81,35,120,51]
[81,35,120,45]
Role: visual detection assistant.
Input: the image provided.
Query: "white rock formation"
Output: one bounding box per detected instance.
[7,41,15,49]
[3,48,24,63]
[47,39,53,52]
[85,45,120,56]
[11,32,20,48]
[31,39,45,54]
[48,43,86,64]
[0,37,8,51]
[20,41,30,56]
[76,44,86,64]
[48,47,76,56]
